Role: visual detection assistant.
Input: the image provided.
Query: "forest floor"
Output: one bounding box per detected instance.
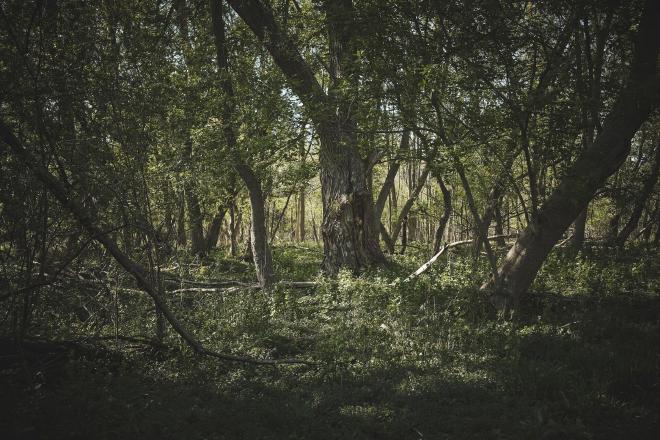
[1,245,659,439]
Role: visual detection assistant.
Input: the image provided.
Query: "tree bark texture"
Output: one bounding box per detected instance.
[227,0,385,274]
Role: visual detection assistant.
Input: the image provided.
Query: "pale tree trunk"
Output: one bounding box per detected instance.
[211,0,273,287]
[236,165,273,287]
[484,0,660,313]
[227,0,385,275]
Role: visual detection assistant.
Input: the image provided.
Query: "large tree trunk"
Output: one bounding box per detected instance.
[484,0,660,313]
[227,0,385,275]
[211,0,274,287]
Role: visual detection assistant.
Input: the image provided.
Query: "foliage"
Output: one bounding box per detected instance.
[2,246,659,439]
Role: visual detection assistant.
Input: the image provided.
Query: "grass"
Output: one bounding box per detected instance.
[1,244,659,439]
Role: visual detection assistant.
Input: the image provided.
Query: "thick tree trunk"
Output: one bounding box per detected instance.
[484,0,660,313]
[227,0,385,275]
[318,128,385,272]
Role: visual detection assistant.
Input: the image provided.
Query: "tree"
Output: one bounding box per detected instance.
[484,0,660,313]
[226,0,385,274]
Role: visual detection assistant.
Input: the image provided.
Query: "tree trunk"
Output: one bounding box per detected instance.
[432,174,452,254]
[177,190,187,246]
[613,143,660,247]
[374,130,409,221]
[571,207,588,250]
[484,0,660,313]
[186,187,205,257]
[211,0,273,287]
[205,207,226,253]
[229,201,239,257]
[494,201,507,247]
[390,165,430,246]
[227,0,385,275]
[298,187,306,242]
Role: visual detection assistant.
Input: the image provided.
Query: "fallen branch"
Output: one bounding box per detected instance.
[395,234,517,284]
[0,121,314,367]
[277,281,317,289]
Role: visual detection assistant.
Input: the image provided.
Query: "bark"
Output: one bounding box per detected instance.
[186,186,205,257]
[229,201,239,257]
[176,190,187,246]
[227,0,385,274]
[432,174,452,254]
[483,0,660,313]
[211,0,273,288]
[613,144,660,247]
[205,207,226,253]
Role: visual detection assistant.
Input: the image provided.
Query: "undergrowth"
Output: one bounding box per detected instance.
[1,244,658,439]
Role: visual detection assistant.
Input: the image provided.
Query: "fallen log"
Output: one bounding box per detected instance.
[1,121,314,367]
[395,234,517,284]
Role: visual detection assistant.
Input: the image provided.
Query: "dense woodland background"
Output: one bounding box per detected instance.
[1,0,659,438]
